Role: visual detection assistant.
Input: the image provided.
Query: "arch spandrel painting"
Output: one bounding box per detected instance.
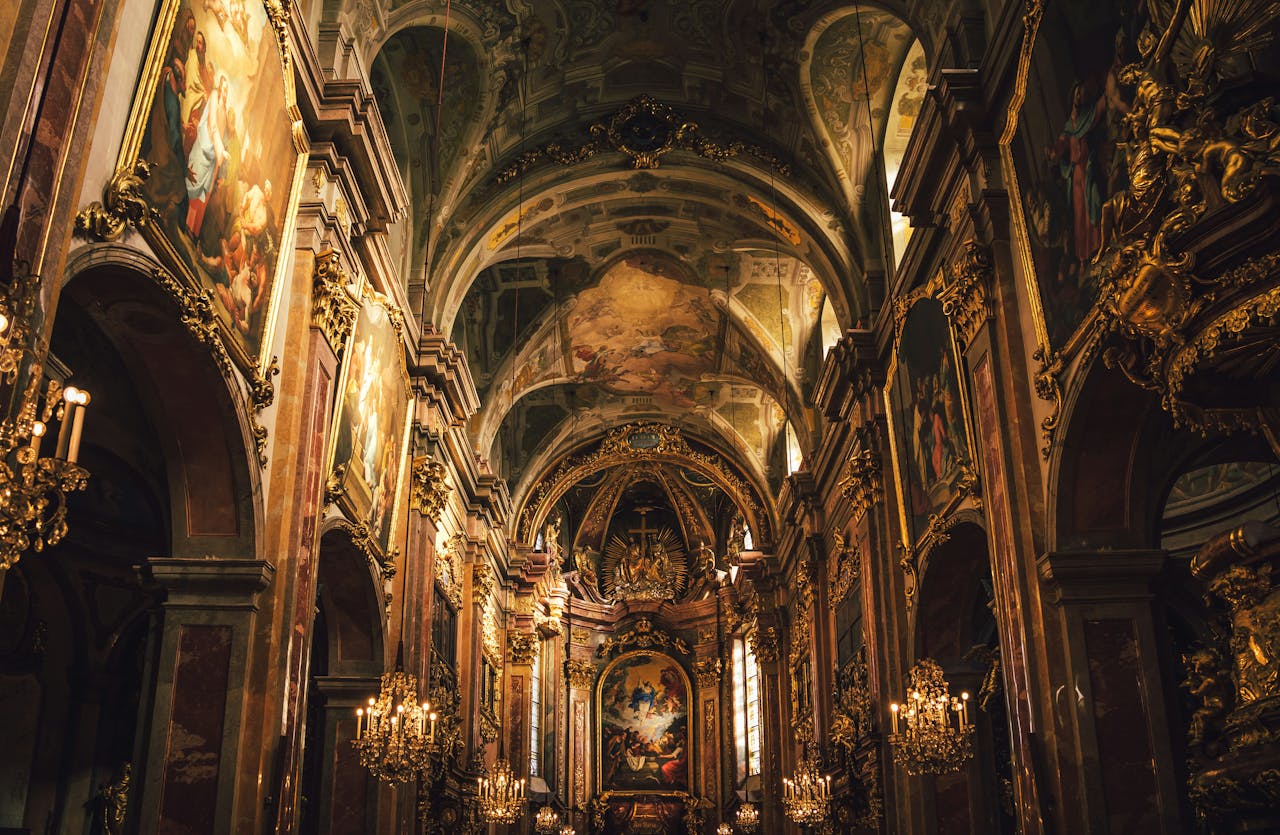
[120,0,305,372]
[1008,0,1148,353]
[598,651,690,794]
[329,298,412,552]
[888,297,974,544]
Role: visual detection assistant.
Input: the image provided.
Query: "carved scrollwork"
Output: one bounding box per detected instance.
[694,658,722,688]
[941,240,994,349]
[496,95,790,183]
[435,532,465,610]
[507,630,539,665]
[828,531,862,611]
[837,444,883,521]
[899,541,918,613]
[748,626,778,664]
[75,161,160,241]
[596,616,691,658]
[411,457,452,522]
[311,249,359,354]
[337,520,394,580]
[565,659,596,689]
[1089,0,1280,439]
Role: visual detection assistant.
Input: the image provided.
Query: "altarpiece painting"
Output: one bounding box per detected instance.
[598,651,690,794]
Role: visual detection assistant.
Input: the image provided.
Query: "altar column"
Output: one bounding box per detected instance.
[693,639,725,827]
[564,625,596,832]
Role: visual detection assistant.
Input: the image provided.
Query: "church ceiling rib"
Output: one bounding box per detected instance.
[430,159,859,332]
[799,6,919,247]
[515,422,774,550]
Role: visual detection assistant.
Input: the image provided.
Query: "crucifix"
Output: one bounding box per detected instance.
[627,506,660,546]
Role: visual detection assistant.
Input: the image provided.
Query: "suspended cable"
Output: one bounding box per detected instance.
[506,26,529,484]
[760,30,795,474]
[852,0,897,276]
[418,0,453,330]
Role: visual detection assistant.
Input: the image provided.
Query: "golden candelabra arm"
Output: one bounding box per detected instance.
[0,373,92,570]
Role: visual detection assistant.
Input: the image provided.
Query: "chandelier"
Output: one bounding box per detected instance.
[353,669,439,783]
[716,825,733,835]
[0,374,91,570]
[558,827,575,835]
[735,801,759,832]
[477,757,525,823]
[534,805,561,834]
[782,752,830,827]
[888,658,973,775]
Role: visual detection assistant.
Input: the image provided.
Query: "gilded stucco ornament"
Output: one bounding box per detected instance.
[828,531,861,611]
[940,240,994,350]
[694,658,722,688]
[435,532,465,610]
[507,630,539,665]
[411,457,452,522]
[1088,0,1280,439]
[496,95,790,183]
[149,269,276,467]
[1184,521,1280,826]
[311,249,359,355]
[596,616,691,658]
[748,626,778,664]
[828,648,884,829]
[565,659,596,689]
[74,161,160,241]
[838,447,882,521]
[519,422,769,546]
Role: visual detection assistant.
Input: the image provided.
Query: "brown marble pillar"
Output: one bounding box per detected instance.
[1038,550,1183,833]
[311,676,381,834]
[267,249,345,833]
[135,557,274,835]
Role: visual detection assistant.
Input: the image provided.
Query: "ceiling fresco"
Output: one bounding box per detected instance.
[323,0,930,541]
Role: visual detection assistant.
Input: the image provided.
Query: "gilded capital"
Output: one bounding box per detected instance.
[694,658,722,688]
[311,249,359,354]
[838,448,883,520]
[941,240,994,349]
[411,457,452,522]
[507,630,540,665]
[566,659,596,689]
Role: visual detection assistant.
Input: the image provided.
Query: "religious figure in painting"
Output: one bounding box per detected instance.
[599,653,690,792]
[1046,80,1107,265]
[136,0,296,362]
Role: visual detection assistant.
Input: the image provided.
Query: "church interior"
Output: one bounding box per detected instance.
[3,0,1280,832]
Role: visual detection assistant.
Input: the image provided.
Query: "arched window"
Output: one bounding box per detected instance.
[733,636,762,783]
[529,647,541,777]
[883,39,928,265]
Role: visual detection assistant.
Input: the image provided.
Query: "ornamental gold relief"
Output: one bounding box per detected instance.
[311,249,359,355]
[507,630,539,666]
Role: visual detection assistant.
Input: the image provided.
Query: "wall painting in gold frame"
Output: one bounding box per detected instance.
[113,0,306,375]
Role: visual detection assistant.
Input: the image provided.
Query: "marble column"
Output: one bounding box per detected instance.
[311,676,381,834]
[134,557,274,835]
[1038,550,1183,833]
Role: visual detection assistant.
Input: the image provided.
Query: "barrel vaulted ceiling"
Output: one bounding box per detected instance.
[336,0,932,542]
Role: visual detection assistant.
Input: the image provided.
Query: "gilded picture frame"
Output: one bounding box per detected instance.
[1000,0,1148,362]
[326,288,413,557]
[596,650,692,795]
[110,0,306,376]
[882,278,980,555]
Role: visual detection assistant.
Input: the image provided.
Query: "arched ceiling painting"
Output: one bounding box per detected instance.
[324,0,929,544]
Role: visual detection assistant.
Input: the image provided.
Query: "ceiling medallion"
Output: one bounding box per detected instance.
[496,96,790,183]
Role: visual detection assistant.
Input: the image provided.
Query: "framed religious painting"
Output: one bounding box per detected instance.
[884,293,977,548]
[327,293,413,555]
[1002,0,1149,356]
[597,651,691,794]
[110,0,306,374]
